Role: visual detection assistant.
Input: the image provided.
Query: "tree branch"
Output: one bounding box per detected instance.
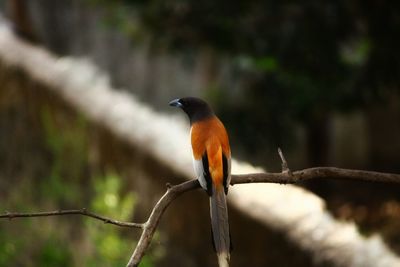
[127,180,199,267]
[0,208,143,228]
[2,163,400,267]
[232,167,400,185]
[126,166,400,266]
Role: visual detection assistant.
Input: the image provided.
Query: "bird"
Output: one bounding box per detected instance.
[169,97,231,267]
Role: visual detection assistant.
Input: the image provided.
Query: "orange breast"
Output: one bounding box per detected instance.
[191,117,230,187]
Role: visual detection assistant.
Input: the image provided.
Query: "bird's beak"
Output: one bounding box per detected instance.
[169,99,183,108]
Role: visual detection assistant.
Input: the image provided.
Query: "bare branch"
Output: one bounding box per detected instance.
[126,180,199,267]
[0,208,143,228]
[127,166,400,266]
[1,166,400,267]
[232,167,400,185]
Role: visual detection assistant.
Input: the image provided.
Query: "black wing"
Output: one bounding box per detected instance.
[222,153,230,194]
[202,152,213,196]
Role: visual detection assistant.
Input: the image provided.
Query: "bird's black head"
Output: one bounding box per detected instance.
[169,97,214,124]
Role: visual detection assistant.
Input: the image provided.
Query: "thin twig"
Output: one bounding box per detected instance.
[278,147,292,176]
[0,208,143,228]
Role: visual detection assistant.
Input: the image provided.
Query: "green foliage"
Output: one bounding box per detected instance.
[0,107,159,266]
[40,107,87,205]
[253,56,279,73]
[341,38,371,67]
[85,0,143,42]
[84,172,160,267]
[85,173,138,267]
[0,230,20,267]
[38,238,73,267]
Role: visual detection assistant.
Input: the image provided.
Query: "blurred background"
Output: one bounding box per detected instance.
[0,0,400,266]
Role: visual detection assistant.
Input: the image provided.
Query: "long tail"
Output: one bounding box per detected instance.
[210,186,230,267]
